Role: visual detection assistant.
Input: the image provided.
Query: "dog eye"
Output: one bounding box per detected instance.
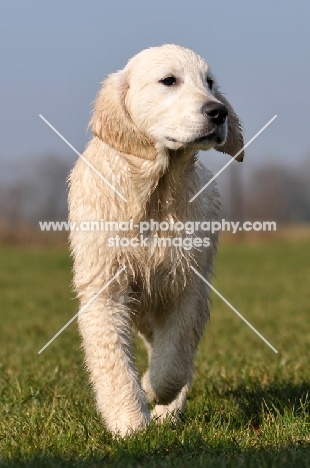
[206,77,214,90]
[159,76,177,86]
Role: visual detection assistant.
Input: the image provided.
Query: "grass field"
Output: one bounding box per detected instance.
[1,238,310,467]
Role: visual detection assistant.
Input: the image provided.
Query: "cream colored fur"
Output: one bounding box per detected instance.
[68,44,243,436]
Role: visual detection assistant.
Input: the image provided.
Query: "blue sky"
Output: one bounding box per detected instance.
[1,0,310,173]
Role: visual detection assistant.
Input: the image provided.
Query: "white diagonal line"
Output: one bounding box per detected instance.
[190,266,278,353]
[38,266,126,354]
[189,115,277,202]
[39,114,128,202]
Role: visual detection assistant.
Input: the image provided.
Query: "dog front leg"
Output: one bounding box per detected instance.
[142,289,209,421]
[78,296,150,436]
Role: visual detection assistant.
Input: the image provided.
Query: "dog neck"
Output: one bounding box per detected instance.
[88,138,199,220]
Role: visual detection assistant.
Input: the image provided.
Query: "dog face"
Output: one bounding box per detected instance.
[91,44,244,161]
[125,45,228,152]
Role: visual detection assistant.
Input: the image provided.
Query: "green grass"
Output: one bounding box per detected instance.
[1,241,310,467]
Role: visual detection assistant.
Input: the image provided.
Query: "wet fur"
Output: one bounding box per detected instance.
[68,44,243,436]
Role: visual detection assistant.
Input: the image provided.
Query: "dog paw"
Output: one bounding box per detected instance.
[151,405,179,423]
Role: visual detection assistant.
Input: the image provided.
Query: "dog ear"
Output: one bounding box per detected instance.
[213,88,244,162]
[89,71,157,160]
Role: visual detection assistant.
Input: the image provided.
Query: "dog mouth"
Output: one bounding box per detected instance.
[166,131,224,145]
[191,132,222,144]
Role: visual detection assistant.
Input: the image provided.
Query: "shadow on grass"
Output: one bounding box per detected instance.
[223,380,310,425]
[2,444,310,468]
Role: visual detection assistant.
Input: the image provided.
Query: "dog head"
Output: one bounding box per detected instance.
[90,44,244,161]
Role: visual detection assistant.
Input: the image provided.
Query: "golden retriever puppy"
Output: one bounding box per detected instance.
[68,44,243,436]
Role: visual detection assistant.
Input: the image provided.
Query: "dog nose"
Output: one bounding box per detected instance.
[202,102,228,126]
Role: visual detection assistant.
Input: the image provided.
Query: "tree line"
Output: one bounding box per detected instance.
[1,154,310,227]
